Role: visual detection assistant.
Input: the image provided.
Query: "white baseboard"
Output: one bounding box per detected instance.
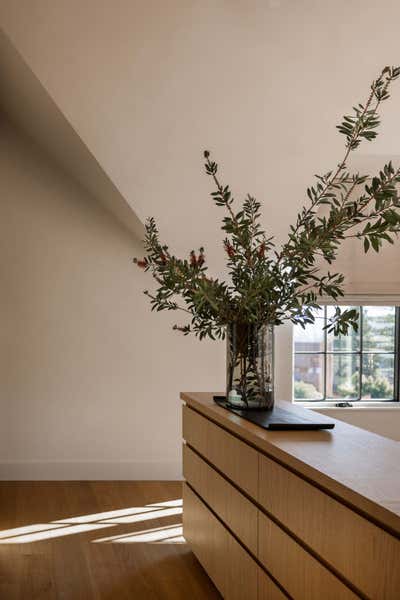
[0,460,182,480]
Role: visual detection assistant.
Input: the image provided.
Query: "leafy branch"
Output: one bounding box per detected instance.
[134,66,400,340]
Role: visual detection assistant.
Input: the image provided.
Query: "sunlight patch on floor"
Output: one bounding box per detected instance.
[52,505,163,524]
[0,523,70,540]
[0,498,183,544]
[99,506,182,525]
[93,523,185,544]
[0,523,115,544]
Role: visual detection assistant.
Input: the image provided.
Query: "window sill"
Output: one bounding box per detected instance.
[295,401,400,411]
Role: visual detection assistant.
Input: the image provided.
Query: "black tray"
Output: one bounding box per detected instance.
[213,396,335,431]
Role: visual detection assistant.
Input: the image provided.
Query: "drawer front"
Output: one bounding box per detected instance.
[183,483,258,600]
[259,454,400,599]
[183,405,258,498]
[183,444,258,555]
[258,511,357,600]
[258,567,288,600]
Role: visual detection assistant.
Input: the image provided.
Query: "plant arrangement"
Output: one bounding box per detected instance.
[134,66,400,408]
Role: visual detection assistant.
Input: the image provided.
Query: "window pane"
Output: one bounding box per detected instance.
[362,306,395,352]
[294,354,324,400]
[293,305,397,403]
[326,305,360,352]
[293,308,325,353]
[362,354,395,399]
[326,354,360,399]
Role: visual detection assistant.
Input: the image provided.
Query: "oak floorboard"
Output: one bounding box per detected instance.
[0,481,221,600]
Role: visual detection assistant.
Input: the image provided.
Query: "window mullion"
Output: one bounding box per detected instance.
[324,306,327,401]
[395,307,400,402]
[359,307,363,401]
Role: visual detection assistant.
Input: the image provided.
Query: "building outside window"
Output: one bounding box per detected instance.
[293,306,399,402]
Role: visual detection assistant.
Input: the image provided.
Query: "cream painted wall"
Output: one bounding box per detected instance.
[313,407,400,441]
[0,119,228,479]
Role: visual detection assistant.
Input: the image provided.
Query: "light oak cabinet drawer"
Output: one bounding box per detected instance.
[257,567,288,600]
[183,405,258,498]
[183,483,258,600]
[259,454,400,599]
[183,444,258,555]
[258,511,357,600]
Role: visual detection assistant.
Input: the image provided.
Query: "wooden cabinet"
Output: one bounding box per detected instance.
[259,453,400,599]
[183,483,258,600]
[183,404,258,498]
[182,393,400,599]
[258,511,357,600]
[257,568,287,600]
[183,444,258,555]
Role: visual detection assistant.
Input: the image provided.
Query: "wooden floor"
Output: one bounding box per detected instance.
[0,482,221,599]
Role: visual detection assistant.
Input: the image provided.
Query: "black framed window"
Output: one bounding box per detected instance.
[293,306,400,402]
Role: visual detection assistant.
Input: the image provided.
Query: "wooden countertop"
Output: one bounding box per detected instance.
[181,392,400,538]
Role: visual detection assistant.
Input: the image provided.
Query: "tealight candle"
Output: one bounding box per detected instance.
[228,389,243,406]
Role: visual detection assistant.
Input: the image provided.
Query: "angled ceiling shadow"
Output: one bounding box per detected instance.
[0,27,144,239]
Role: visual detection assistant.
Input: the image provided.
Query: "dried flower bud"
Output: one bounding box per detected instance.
[258,242,266,258]
[190,250,197,267]
[134,257,147,269]
[224,241,235,258]
[204,150,210,158]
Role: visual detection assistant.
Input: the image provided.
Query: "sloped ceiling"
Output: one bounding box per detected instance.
[0,28,144,238]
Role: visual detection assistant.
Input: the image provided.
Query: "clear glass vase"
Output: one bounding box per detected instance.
[226,322,274,410]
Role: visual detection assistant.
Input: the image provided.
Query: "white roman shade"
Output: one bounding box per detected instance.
[317,155,400,305]
[321,236,400,305]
